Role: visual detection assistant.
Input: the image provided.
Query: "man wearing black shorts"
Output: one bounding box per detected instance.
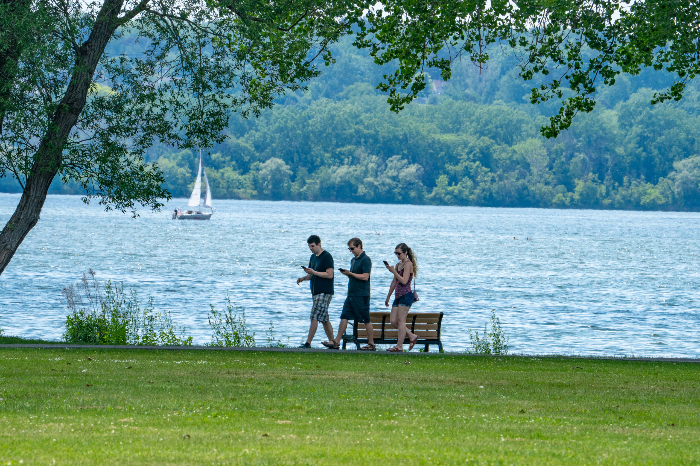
[297,235,335,348]
[323,237,376,351]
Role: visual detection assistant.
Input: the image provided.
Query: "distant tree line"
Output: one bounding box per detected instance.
[4,37,700,211]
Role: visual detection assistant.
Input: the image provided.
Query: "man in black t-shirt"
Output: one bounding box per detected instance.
[323,237,376,351]
[296,235,335,348]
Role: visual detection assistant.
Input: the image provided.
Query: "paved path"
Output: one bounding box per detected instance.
[0,344,698,363]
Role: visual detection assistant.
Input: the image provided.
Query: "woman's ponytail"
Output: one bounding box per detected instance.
[396,243,418,276]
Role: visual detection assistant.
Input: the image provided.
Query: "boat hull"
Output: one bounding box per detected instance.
[172,211,212,220]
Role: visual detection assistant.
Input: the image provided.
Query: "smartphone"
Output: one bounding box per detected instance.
[383,260,389,266]
[338,268,347,272]
[300,265,306,269]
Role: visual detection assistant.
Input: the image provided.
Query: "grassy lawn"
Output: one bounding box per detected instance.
[0,348,698,465]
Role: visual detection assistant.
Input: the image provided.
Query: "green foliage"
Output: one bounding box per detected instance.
[139,73,700,210]
[62,270,192,346]
[207,294,256,347]
[468,310,509,356]
[0,0,366,214]
[352,0,514,112]
[2,0,700,219]
[505,1,700,138]
[40,34,684,212]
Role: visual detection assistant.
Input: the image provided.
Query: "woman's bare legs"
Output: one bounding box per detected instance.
[390,305,400,328]
[392,305,416,350]
[388,306,400,351]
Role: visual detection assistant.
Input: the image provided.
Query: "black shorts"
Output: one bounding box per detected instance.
[340,296,370,324]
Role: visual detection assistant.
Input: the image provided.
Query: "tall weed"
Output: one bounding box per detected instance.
[63,270,192,346]
[468,310,509,355]
[207,294,256,347]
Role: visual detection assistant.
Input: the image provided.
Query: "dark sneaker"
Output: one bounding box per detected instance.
[298,342,311,349]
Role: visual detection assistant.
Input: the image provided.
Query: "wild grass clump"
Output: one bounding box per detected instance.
[62,270,192,346]
[468,309,509,355]
[207,294,256,347]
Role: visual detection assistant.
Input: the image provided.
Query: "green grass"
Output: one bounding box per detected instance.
[0,349,698,465]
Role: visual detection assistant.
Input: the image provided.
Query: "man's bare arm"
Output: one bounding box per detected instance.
[302,266,333,279]
[346,272,370,281]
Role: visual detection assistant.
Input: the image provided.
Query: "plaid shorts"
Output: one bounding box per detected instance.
[310,293,332,322]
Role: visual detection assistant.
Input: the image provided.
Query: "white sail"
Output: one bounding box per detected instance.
[186,153,202,207]
[203,167,212,208]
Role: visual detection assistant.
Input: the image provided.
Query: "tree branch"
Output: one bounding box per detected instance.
[117,0,152,25]
[227,3,317,33]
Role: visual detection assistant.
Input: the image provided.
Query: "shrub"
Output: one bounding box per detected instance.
[63,270,192,346]
[207,294,256,347]
[468,310,509,355]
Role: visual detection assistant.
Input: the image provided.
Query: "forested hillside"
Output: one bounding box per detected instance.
[4,36,700,210]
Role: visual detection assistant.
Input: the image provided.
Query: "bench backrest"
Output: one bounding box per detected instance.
[355,312,443,341]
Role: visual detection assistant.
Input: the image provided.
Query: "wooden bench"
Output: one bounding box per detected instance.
[342,311,444,352]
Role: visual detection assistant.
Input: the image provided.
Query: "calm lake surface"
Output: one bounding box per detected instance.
[1,193,698,357]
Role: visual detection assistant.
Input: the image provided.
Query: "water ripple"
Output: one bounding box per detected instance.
[0,194,699,357]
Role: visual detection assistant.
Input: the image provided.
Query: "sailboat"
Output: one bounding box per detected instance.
[172,150,214,220]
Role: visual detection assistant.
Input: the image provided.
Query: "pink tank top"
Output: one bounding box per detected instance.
[395,265,413,298]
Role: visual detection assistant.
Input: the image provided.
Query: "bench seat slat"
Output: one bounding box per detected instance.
[367,326,440,332]
[411,318,441,324]
[382,327,439,333]
[356,324,440,330]
[412,326,440,332]
[380,330,439,338]
[357,331,385,338]
[401,324,440,331]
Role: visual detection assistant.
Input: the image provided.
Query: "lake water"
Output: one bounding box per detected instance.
[1,193,698,357]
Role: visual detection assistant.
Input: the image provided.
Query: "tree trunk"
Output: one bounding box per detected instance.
[0,0,124,275]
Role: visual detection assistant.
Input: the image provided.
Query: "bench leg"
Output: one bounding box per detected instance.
[355,342,361,350]
[438,342,444,353]
[342,340,347,350]
[424,344,429,353]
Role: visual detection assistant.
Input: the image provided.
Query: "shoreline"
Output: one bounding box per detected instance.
[1,343,698,363]
[5,192,700,214]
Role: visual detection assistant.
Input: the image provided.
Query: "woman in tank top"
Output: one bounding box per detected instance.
[384,243,418,352]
